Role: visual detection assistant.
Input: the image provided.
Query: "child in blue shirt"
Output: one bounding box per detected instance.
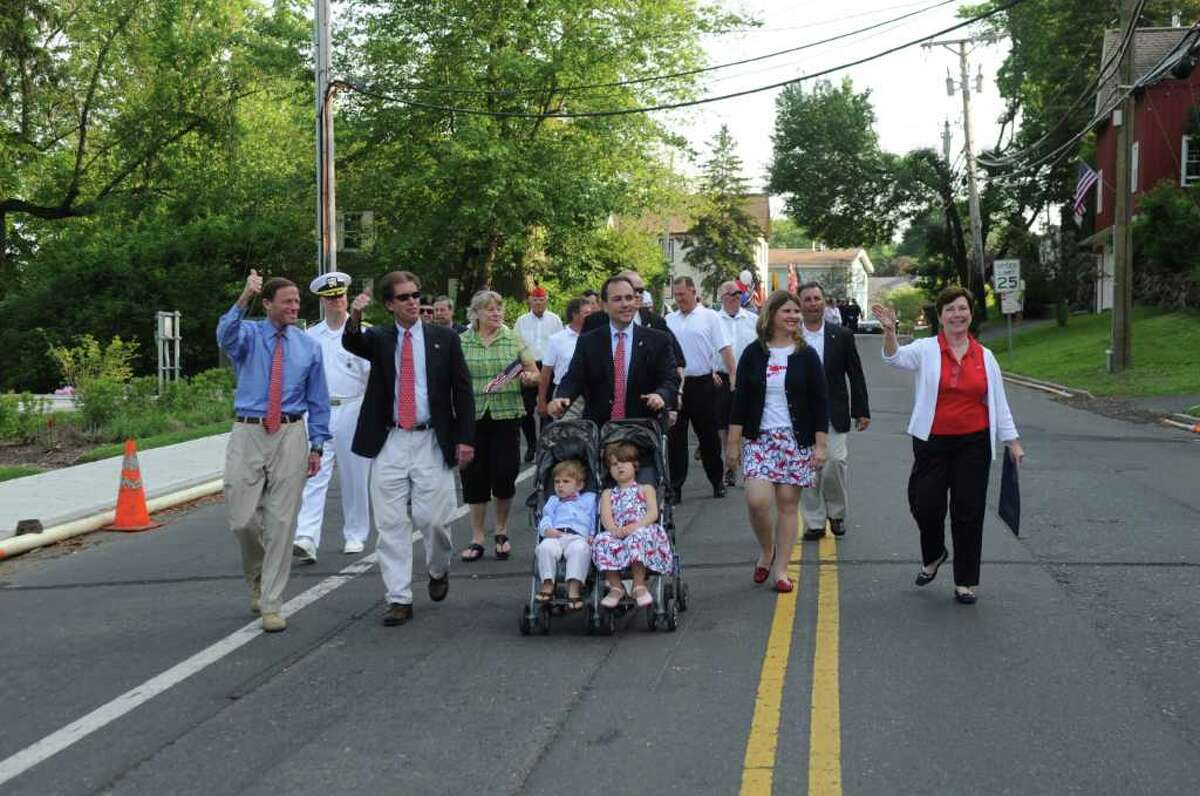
[535,459,597,611]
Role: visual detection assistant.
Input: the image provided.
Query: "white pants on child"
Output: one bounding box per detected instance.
[536,533,591,582]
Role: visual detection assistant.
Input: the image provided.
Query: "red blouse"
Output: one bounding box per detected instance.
[931,332,989,436]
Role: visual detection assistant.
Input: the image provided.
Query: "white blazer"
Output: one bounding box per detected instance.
[882,336,1019,459]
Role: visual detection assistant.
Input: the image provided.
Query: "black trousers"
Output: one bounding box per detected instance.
[669,375,724,492]
[907,430,991,587]
[714,375,734,431]
[461,413,521,505]
[519,361,542,452]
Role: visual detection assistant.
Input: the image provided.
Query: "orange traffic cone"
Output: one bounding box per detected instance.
[107,439,161,532]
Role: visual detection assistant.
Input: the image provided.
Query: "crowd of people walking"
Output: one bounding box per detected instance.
[216,265,1022,632]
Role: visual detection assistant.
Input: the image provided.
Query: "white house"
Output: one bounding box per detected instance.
[767,248,875,308]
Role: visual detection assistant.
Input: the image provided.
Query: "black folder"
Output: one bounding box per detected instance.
[998,449,1020,537]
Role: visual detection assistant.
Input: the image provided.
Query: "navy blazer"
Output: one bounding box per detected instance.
[730,341,829,447]
[820,323,870,433]
[555,323,679,426]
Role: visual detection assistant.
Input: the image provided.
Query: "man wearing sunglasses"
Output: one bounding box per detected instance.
[343,271,475,627]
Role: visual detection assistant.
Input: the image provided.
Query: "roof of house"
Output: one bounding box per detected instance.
[624,193,772,238]
[1095,27,1200,117]
[767,248,863,267]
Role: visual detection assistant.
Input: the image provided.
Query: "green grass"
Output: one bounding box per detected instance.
[1187,404,1200,416]
[76,419,231,464]
[992,306,1200,397]
[0,465,42,482]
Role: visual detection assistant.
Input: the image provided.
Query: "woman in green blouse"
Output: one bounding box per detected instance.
[458,290,540,561]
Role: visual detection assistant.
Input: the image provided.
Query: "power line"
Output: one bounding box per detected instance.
[337,0,1030,119]
[371,0,960,98]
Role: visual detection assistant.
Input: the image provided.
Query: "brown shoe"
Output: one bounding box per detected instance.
[428,572,449,602]
[383,603,413,626]
[261,612,287,632]
[829,519,846,537]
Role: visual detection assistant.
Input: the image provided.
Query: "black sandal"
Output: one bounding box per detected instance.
[460,543,485,562]
[915,549,949,586]
[494,534,511,560]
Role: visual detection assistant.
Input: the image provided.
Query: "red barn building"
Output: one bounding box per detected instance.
[1086,26,1200,310]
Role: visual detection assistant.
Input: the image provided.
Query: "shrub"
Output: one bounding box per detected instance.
[48,335,140,389]
[76,376,126,431]
[883,285,927,325]
[0,393,49,443]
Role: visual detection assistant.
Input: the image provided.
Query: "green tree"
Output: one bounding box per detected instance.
[683,125,761,297]
[770,217,815,249]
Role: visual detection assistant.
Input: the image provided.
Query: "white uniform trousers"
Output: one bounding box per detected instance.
[372,427,457,605]
[295,397,372,547]
[801,429,849,529]
[535,533,591,582]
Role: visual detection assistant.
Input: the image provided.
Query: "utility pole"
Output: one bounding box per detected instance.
[925,38,988,319]
[1111,0,1137,371]
[941,119,952,165]
[314,0,336,280]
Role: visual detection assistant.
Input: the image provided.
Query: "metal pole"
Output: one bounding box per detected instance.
[1007,314,1013,354]
[942,119,952,165]
[314,0,336,281]
[958,41,988,320]
[1111,0,1137,372]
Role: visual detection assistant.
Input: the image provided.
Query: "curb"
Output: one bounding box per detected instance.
[0,478,225,561]
[1001,372,1089,399]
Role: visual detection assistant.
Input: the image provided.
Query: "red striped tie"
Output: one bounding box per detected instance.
[396,330,416,429]
[264,329,284,434]
[611,330,627,420]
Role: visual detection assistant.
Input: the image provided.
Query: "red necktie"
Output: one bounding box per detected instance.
[612,330,627,420]
[264,329,284,434]
[396,329,416,429]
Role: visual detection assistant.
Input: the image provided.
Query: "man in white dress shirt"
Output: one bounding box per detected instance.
[293,272,372,564]
[514,285,563,462]
[714,280,759,486]
[537,296,593,424]
[665,276,736,501]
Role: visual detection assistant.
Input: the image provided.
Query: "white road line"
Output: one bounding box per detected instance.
[0,466,536,787]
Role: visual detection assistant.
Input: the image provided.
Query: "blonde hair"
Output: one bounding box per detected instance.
[467,289,504,331]
[552,459,586,485]
[756,289,808,350]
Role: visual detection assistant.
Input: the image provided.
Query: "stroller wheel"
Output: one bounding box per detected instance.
[538,607,552,635]
[602,609,616,636]
[664,598,680,632]
[645,608,657,632]
[519,608,532,636]
[677,581,689,612]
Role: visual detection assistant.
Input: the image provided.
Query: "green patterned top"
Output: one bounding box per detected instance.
[459,325,534,420]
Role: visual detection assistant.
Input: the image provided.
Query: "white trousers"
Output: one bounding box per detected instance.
[801,429,849,528]
[295,398,372,547]
[535,534,591,582]
[371,427,457,605]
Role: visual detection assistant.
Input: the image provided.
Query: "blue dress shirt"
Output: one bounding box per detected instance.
[609,323,634,382]
[216,304,331,446]
[537,491,598,539]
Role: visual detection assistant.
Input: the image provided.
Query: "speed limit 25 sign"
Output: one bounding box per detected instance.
[993,259,1021,293]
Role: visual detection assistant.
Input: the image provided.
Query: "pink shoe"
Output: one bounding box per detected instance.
[633,585,653,608]
[601,587,624,609]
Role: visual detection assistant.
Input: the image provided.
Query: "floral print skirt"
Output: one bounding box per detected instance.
[742,427,817,487]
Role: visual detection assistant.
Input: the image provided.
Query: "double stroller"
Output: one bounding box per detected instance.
[520,417,688,635]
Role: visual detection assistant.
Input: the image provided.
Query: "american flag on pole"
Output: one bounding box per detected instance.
[1073,161,1099,226]
[484,357,525,393]
[786,264,798,294]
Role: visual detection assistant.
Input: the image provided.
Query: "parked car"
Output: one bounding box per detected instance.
[858,313,882,334]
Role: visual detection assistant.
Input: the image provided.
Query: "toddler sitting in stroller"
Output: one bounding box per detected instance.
[594,442,674,609]
[535,460,597,611]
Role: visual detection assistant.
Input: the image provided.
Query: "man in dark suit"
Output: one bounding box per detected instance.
[548,275,678,427]
[343,271,475,626]
[582,269,686,371]
[797,283,870,539]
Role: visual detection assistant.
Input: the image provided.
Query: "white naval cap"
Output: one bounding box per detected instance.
[309,271,352,297]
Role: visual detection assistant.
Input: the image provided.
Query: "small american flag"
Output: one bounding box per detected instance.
[484,357,525,393]
[1073,161,1099,225]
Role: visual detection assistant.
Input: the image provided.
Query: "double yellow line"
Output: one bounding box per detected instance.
[739,533,842,795]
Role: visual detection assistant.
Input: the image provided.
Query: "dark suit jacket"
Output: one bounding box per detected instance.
[819,323,870,433]
[730,343,829,447]
[342,319,474,468]
[583,308,686,368]
[554,324,679,426]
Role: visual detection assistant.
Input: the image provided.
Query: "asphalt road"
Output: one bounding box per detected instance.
[2,335,1198,795]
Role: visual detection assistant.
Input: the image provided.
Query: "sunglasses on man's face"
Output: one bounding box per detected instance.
[420,308,434,315]
[390,290,421,303]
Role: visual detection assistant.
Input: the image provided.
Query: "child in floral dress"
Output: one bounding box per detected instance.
[593,442,673,609]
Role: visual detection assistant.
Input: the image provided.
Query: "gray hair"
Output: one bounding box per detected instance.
[467,289,504,330]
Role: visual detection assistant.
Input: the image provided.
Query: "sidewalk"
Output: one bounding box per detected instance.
[0,433,228,541]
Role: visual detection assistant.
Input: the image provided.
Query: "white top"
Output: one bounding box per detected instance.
[762,345,795,430]
[714,308,758,373]
[801,322,826,364]
[307,319,370,400]
[542,327,580,386]
[514,310,563,361]
[394,320,431,425]
[666,305,730,378]
[882,336,1019,459]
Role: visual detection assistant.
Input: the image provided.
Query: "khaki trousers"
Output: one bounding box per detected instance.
[224,421,309,614]
[801,429,849,529]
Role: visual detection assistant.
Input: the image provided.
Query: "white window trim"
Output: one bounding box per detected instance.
[1096,169,1103,214]
[1183,135,1200,187]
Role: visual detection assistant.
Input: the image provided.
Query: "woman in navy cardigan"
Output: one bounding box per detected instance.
[725,290,829,593]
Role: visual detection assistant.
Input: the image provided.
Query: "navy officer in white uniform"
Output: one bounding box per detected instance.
[293,272,373,562]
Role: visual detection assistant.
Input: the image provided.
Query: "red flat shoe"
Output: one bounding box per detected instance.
[753,566,770,584]
[773,578,794,593]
